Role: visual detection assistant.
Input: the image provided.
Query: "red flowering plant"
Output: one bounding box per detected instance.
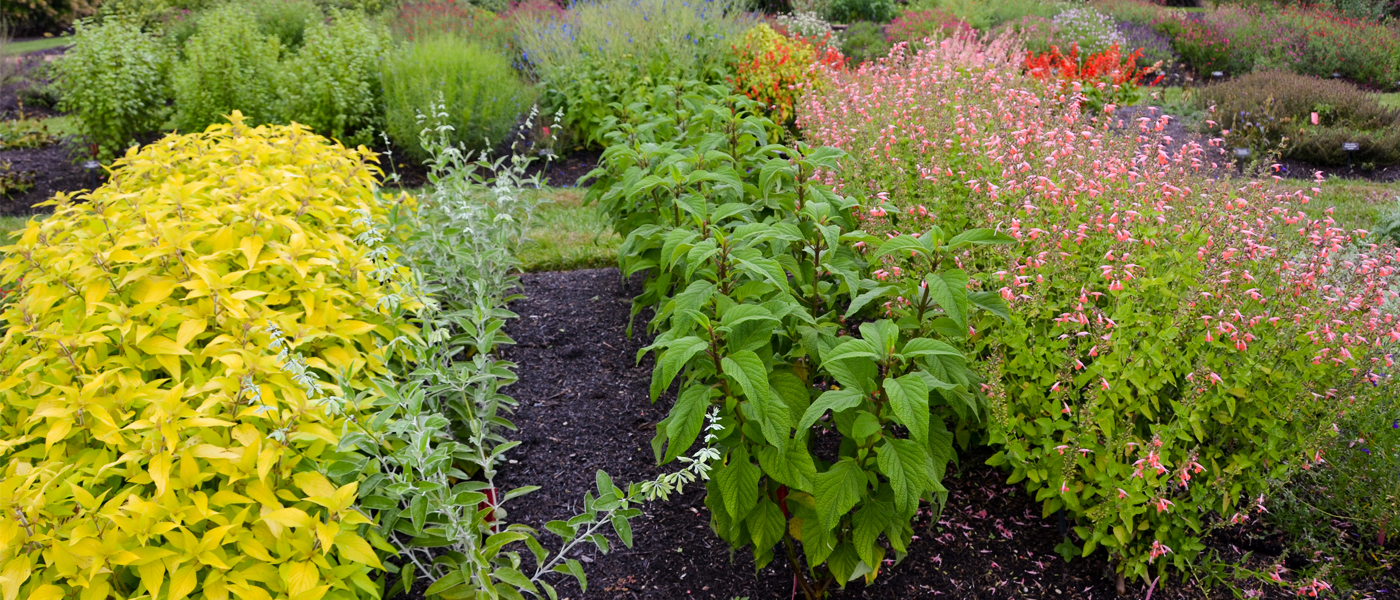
[1024,42,1160,114]
[800,31,1400,591]
[727,23,845,129]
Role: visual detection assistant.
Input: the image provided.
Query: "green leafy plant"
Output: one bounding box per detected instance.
[826,0,893,23]
[248,0,325,49]
[380,35,535,160]
[53,18,172,161]
[171,4,282,132]
[839,21,890,64]
[584,83,1011,599]
[514,0,751,147]
[276,11,388,147]
[0,117,57,151]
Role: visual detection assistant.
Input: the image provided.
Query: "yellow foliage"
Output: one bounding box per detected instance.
[0,113,416,600]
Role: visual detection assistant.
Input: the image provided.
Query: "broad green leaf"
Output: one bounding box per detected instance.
[721,351,790,452]
[651,337,708,401]
[872,235,928,261]
[883,374,930,443]
[968,290,1011,322]
[857,320,899,360]
[877,438,939,514]
[756,444,818,490]
[662,385,711,463]
[923,270,969,329]
[715,447,761,522]
[797,388,864,432]
[747,497,787,551]
[814,459,865,529]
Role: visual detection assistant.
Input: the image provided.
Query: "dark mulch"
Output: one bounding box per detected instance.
[486,267,1379,600]
[0,142,92,216]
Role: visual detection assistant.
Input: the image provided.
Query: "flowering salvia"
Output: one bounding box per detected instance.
[799,32,1400,588]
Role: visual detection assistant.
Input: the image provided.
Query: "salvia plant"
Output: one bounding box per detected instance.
[583,82,1013,598]
[800,31,1400,592]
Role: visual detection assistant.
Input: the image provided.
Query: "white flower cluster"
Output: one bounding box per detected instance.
[1051,7,1125,56]
[775,11,836,47]
[639,407,725,501]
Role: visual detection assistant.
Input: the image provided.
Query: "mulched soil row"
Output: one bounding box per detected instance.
[489,268,1387,600]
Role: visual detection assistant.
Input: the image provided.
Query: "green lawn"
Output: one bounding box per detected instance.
[519,188,620,272]
[1271,177,1400,233]
[1,36,70,55]
[1378,92,1400,110]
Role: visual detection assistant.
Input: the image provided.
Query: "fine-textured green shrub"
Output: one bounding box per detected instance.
[248,0,326,49]
[380,35,535,160]
[840,20,889,63]
[1197,71,1400,166]
[515,0,751,147]
[0,114,411,600]
[277,11,387,146]
[54,19,172,162]
[172,4,282,131]
[827,0,893,23]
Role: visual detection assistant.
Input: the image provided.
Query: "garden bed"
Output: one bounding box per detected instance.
[490,268,1395,600]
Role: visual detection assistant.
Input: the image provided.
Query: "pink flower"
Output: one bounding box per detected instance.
[1310,112,1319,125]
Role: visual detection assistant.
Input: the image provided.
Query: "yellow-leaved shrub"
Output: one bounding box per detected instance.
[0,113,417,600]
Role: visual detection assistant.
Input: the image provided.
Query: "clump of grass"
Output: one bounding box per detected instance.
[517,188,619,272]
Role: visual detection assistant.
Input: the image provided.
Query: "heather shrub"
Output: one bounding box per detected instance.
[839,20,889,64]
[1164,5,1400,88]
[54,18,172,161]
[800,32,1400,587]
[0,115,412,600]
[515,0,751,147]
[172,4,282,131]
[1197,71,1400,166]
[380,35,535,159]
[885,8,971,46]
[276,11,388,146]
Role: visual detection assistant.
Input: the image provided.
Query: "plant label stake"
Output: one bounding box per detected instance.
[1233,147,1250,174]
[1343,142,1359,170]
[82,160,102,189]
